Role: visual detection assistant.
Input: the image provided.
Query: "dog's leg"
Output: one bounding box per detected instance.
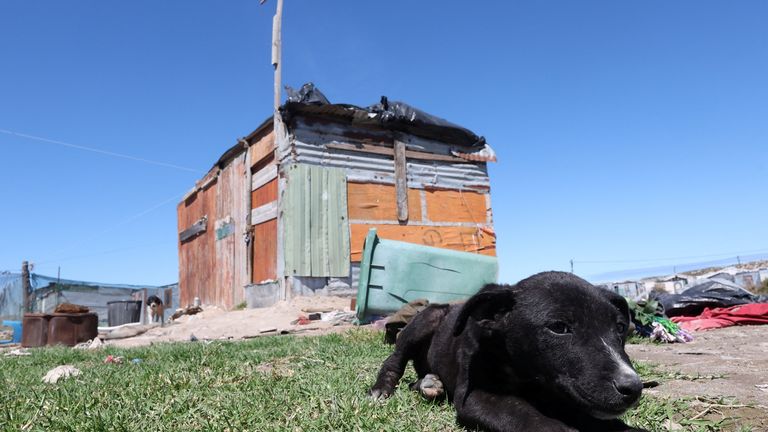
[369,305,449,399]
[455,390,578,432]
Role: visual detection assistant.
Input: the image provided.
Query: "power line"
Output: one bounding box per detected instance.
[0,128,205,174]
[35,190,186,264]
[34,241,170,266]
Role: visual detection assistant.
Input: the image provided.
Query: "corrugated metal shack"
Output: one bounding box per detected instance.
[178,84,498,309]
[0,271,178,323]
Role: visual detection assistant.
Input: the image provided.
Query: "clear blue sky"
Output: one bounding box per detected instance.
[2,1,767,286]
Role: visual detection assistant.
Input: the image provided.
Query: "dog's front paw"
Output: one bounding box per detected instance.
[368,387,391,400]
[418,374,445,400]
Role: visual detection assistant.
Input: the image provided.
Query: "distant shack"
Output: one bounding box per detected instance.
[177,85,498,309]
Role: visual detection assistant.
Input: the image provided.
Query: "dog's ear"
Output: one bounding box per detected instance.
[599,288,631,320]
[453,286,516,336]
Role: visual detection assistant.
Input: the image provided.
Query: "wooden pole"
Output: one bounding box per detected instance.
[394,138,409,223]
[21,261,31,313]
[272,0,284,113]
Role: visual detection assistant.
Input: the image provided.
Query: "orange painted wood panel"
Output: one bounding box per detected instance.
[347,183,422,222]
[349,223,496,262]
[425,190,488,223]
[252,218,278,283]
[252,178,278,209]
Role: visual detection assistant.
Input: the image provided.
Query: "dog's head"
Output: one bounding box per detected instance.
[454,271,643,419]
[146,295,163,310]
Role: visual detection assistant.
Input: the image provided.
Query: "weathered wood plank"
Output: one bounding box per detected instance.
[347,182,422,222]
[394,139,408,223]
[349,223,496,262]
[179,217,207,243]
[251,201,278,226]
[252,164,278,191]
[425,190,488,223]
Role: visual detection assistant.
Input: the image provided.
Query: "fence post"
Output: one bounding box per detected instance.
[21,261,31,314]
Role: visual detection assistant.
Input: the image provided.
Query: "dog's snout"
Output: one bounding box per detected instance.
[613,372,643,398]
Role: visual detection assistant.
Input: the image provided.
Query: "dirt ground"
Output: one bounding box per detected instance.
[105,296,356,348]
[626,325,768,429]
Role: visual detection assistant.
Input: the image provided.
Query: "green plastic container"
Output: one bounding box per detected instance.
[355,228,498,322]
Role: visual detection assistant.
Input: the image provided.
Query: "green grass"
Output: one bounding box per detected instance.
[0,330,753,431]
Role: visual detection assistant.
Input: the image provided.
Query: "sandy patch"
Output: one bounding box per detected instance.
[106,296,355,348]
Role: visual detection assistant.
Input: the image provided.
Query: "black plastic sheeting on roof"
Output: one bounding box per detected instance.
[282,83,486,149]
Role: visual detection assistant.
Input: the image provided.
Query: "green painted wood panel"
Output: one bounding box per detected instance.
[283,164,350,277]
[325,167,350,277]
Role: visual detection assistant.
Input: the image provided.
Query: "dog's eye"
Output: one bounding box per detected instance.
[547,322,571,335]
[616,322,627,334]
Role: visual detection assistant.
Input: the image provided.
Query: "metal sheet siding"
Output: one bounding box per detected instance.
[284,118,491,191]
[283,164,350,277]
[290,139,490,192]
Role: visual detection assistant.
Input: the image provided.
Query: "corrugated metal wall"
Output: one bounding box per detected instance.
[287,119,491,192]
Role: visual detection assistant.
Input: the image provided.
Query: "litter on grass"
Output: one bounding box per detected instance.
[42,365,81,384]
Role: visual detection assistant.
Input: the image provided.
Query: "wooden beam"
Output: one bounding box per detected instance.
[179,216,208,243]
[394,139,408,223]
[252,164,278,191]
[251,201,278,225]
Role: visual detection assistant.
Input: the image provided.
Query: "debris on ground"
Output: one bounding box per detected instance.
[42,365,81,384]
[103,355,124,364]
[74,338,104,350]
[170,305,203,321]
[383,299,430,344]
[322,310,356,326]
[301,306,334,313]
[4,348,31,356]
[629,298,693,343]
[671,303,768,331]
[101,323,159,340]
[54,303,90,314]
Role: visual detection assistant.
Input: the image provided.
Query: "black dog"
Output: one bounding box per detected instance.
[369,271,646,432]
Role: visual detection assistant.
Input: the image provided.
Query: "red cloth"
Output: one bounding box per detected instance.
[671,303,768,331]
